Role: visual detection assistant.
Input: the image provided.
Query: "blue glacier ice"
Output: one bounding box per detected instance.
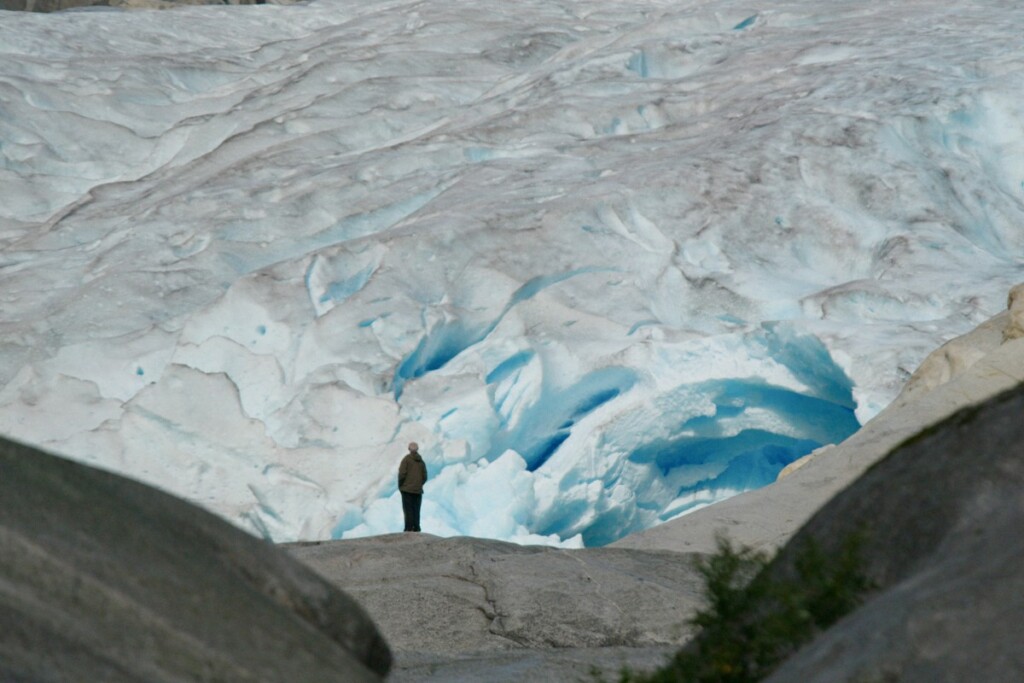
[0,0,1022,546]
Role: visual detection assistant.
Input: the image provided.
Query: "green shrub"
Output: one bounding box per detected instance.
[616,532,874,683]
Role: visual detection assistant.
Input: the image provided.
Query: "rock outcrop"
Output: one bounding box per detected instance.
[287,533,702,681]
[0,436,391,682]
[763,382,1024,682]
[1003,282,1024,342]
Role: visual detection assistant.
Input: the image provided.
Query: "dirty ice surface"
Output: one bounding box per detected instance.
[1,0,1022,546]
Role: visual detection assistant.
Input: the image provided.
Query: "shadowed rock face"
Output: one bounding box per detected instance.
[764,383,1024,683]
[0,437,390,682]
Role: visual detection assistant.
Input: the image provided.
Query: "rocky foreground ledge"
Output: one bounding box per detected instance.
[286,534,701,681]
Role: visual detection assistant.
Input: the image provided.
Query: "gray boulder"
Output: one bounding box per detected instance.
[288,533,704,680]
[0,436,390,682]
[764,382,1024,682]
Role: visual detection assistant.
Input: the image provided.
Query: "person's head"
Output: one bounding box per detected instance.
[408,442,419,453]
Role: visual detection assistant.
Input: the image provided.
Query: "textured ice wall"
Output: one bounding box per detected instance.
[1,0,1022,545]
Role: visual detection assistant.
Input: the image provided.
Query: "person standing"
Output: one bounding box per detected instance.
[398,442,428,532]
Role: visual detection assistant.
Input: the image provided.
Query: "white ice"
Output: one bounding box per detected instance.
[1,0,1022,546]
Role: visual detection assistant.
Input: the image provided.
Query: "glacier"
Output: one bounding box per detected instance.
[1,0,1022,546]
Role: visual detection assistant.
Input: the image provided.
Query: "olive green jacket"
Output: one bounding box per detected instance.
[398,452,428,494]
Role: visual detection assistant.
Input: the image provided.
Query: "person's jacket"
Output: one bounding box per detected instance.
[398,452,428,494]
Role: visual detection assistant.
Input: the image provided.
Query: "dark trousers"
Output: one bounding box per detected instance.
[401,491,422,532]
